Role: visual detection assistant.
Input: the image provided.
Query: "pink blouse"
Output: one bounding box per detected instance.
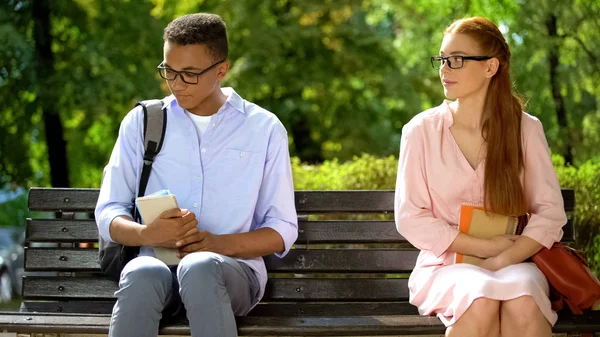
[395,101,566,270]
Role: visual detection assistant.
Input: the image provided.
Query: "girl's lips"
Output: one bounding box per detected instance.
[443,80,457,87]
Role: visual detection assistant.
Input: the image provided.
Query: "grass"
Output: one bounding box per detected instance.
[0,298,21,311]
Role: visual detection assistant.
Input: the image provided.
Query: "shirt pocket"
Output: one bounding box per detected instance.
[215,148,264,199]
[224,148,264,164]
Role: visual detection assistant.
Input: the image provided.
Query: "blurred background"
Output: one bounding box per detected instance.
[1,0,599,308]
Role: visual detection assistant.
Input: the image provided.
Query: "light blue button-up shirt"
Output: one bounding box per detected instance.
[95,87,298,301]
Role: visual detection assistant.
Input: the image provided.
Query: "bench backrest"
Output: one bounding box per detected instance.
[22,188,575,314]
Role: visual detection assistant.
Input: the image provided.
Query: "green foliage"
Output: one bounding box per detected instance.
[0,192,29,228]
[155,0,410,162]
[4,1,593,218]
[553,154,600,274]
[1,0,168,187]
[2,0,598,188]
[292,154,397,190]
[0,1,37,187]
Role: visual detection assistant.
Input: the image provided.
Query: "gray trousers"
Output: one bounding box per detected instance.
[109,252,260,337]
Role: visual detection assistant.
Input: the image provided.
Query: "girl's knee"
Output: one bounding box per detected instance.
[501,296,545,327]
[448,298,500,337]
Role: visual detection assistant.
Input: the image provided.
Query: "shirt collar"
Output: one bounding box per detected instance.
[222,87,245,114]
[164,87,245,116]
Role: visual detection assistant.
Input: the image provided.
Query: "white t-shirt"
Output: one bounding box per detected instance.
[185,110,212,137]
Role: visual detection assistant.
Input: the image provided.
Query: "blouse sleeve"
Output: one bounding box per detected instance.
[521,116,566,248]
[394,122,459,257]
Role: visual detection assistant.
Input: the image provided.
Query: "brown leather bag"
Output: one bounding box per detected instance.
[531,242,600,314]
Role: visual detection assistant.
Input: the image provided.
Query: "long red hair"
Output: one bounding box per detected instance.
[445,17,527,216]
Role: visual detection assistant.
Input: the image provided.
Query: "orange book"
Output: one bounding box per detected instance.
[455,204,527,265]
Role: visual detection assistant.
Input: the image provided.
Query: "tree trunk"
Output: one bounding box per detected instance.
[290,116,324,163]
[32,0,70,187]
[546,14,573,165]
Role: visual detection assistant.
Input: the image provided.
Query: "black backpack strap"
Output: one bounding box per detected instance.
[124,99,167,259]
[99,99,167,276]
[132,99,167,223]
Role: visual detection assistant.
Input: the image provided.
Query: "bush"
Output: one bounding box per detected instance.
[0,189,29,228]
[292,154,397,190]
[292,154,600,275]
[553,154,600,275]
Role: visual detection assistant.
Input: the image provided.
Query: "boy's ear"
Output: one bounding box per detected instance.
[216,61,230,80]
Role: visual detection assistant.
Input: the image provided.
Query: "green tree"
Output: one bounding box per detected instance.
[152,0,420,162]
[1,0,168,187]
[1,0,598,188]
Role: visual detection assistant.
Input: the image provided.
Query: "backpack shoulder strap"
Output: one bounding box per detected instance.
[105,99,166,263]
[133,99,167,209]
[139,99,167,166]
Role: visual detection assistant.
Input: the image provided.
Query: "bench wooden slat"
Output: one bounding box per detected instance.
[298,220,404,243]
[552,310,600,333]
[28,188,100,212]
[26,218,576,243]
[23,277,410,301]
[2,310,598,336]
[28,188,397,213]
[20,301,419,316]
[29,188,394,213]
[295,191,395,213]
[27,188,398,213]
[263,249,418,272]
[563,218,574,242]
[266,278,409,301]
[20,301,117,315]
[27,219,99,242]
[28,188,575,213]
[26,219,409,244]
[25,248,418,273]
[0,312,446,335]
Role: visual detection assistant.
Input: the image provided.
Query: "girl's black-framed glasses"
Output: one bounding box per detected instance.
[430,55,491,69]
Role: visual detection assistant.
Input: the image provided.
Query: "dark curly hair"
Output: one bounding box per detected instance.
[163,13,228,61]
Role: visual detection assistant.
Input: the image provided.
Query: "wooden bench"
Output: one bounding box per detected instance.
[0,187,598,336]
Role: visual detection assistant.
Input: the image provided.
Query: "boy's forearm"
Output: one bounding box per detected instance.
[109,215,149,246]
[222,228,285,258]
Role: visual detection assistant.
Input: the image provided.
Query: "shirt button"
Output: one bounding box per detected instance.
[196,176,201,181]
[193,203,198,208]
[201,148,207,153]
[240,152,246,157]
[212,123,216,126]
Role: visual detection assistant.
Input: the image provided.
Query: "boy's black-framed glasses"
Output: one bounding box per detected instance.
[157,60,226,84]
[430,55,492,70]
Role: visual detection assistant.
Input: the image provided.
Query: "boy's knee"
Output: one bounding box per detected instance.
[177,252,225,284]
[120,256,172,292]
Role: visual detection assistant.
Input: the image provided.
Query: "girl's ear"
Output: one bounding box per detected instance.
[485,57,500,78]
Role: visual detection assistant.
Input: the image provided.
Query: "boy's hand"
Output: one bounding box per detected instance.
[154,225,199,249]
[176,231,231,258]
[141,208,198,246]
